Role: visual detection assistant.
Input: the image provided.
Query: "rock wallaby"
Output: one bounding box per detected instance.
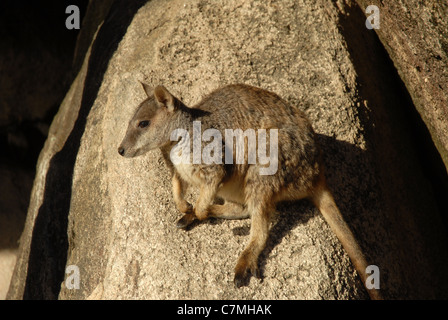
[118,82,382,300]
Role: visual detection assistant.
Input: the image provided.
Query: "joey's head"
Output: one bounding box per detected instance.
[118,82,183,158]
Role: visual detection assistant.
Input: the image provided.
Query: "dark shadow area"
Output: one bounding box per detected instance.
[0,0,89,170]
[337,3,448,236]
[334,2,448,298]
[22,0,147,299]
[0,1,89,260]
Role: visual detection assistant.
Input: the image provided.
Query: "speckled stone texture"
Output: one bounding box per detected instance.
[8,0,448,300]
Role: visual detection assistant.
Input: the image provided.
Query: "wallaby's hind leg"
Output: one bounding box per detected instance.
[234,192,273,287]
[208,201,249,220]
[311,179,382,300]
[177,200,248,229]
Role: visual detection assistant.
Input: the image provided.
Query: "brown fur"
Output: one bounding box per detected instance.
[118,83,382,299]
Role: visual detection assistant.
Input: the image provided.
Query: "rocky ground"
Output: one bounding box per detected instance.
[2,0,448,300]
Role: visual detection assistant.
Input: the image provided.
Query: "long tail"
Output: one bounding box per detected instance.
[311,183,383,300]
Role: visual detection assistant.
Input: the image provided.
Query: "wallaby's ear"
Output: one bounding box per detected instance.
[154,85,175,112]
[140,81,153,98]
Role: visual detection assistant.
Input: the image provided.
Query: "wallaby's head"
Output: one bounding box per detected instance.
[118,82,183,158]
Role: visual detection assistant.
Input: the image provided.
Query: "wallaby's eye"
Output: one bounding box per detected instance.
[138,120,150,128]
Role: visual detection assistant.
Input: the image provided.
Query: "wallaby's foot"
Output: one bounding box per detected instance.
[208,202,249,220]
[234,251,261,288]
[176,213,197,229]
[175,200,195,229]
[176,205,211,229]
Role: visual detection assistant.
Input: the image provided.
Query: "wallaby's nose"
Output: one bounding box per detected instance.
[118,147,125,156]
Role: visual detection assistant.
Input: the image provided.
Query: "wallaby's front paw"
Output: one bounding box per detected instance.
[233,254,260,288]
[176,213,196,229]
[177,200,193,214]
